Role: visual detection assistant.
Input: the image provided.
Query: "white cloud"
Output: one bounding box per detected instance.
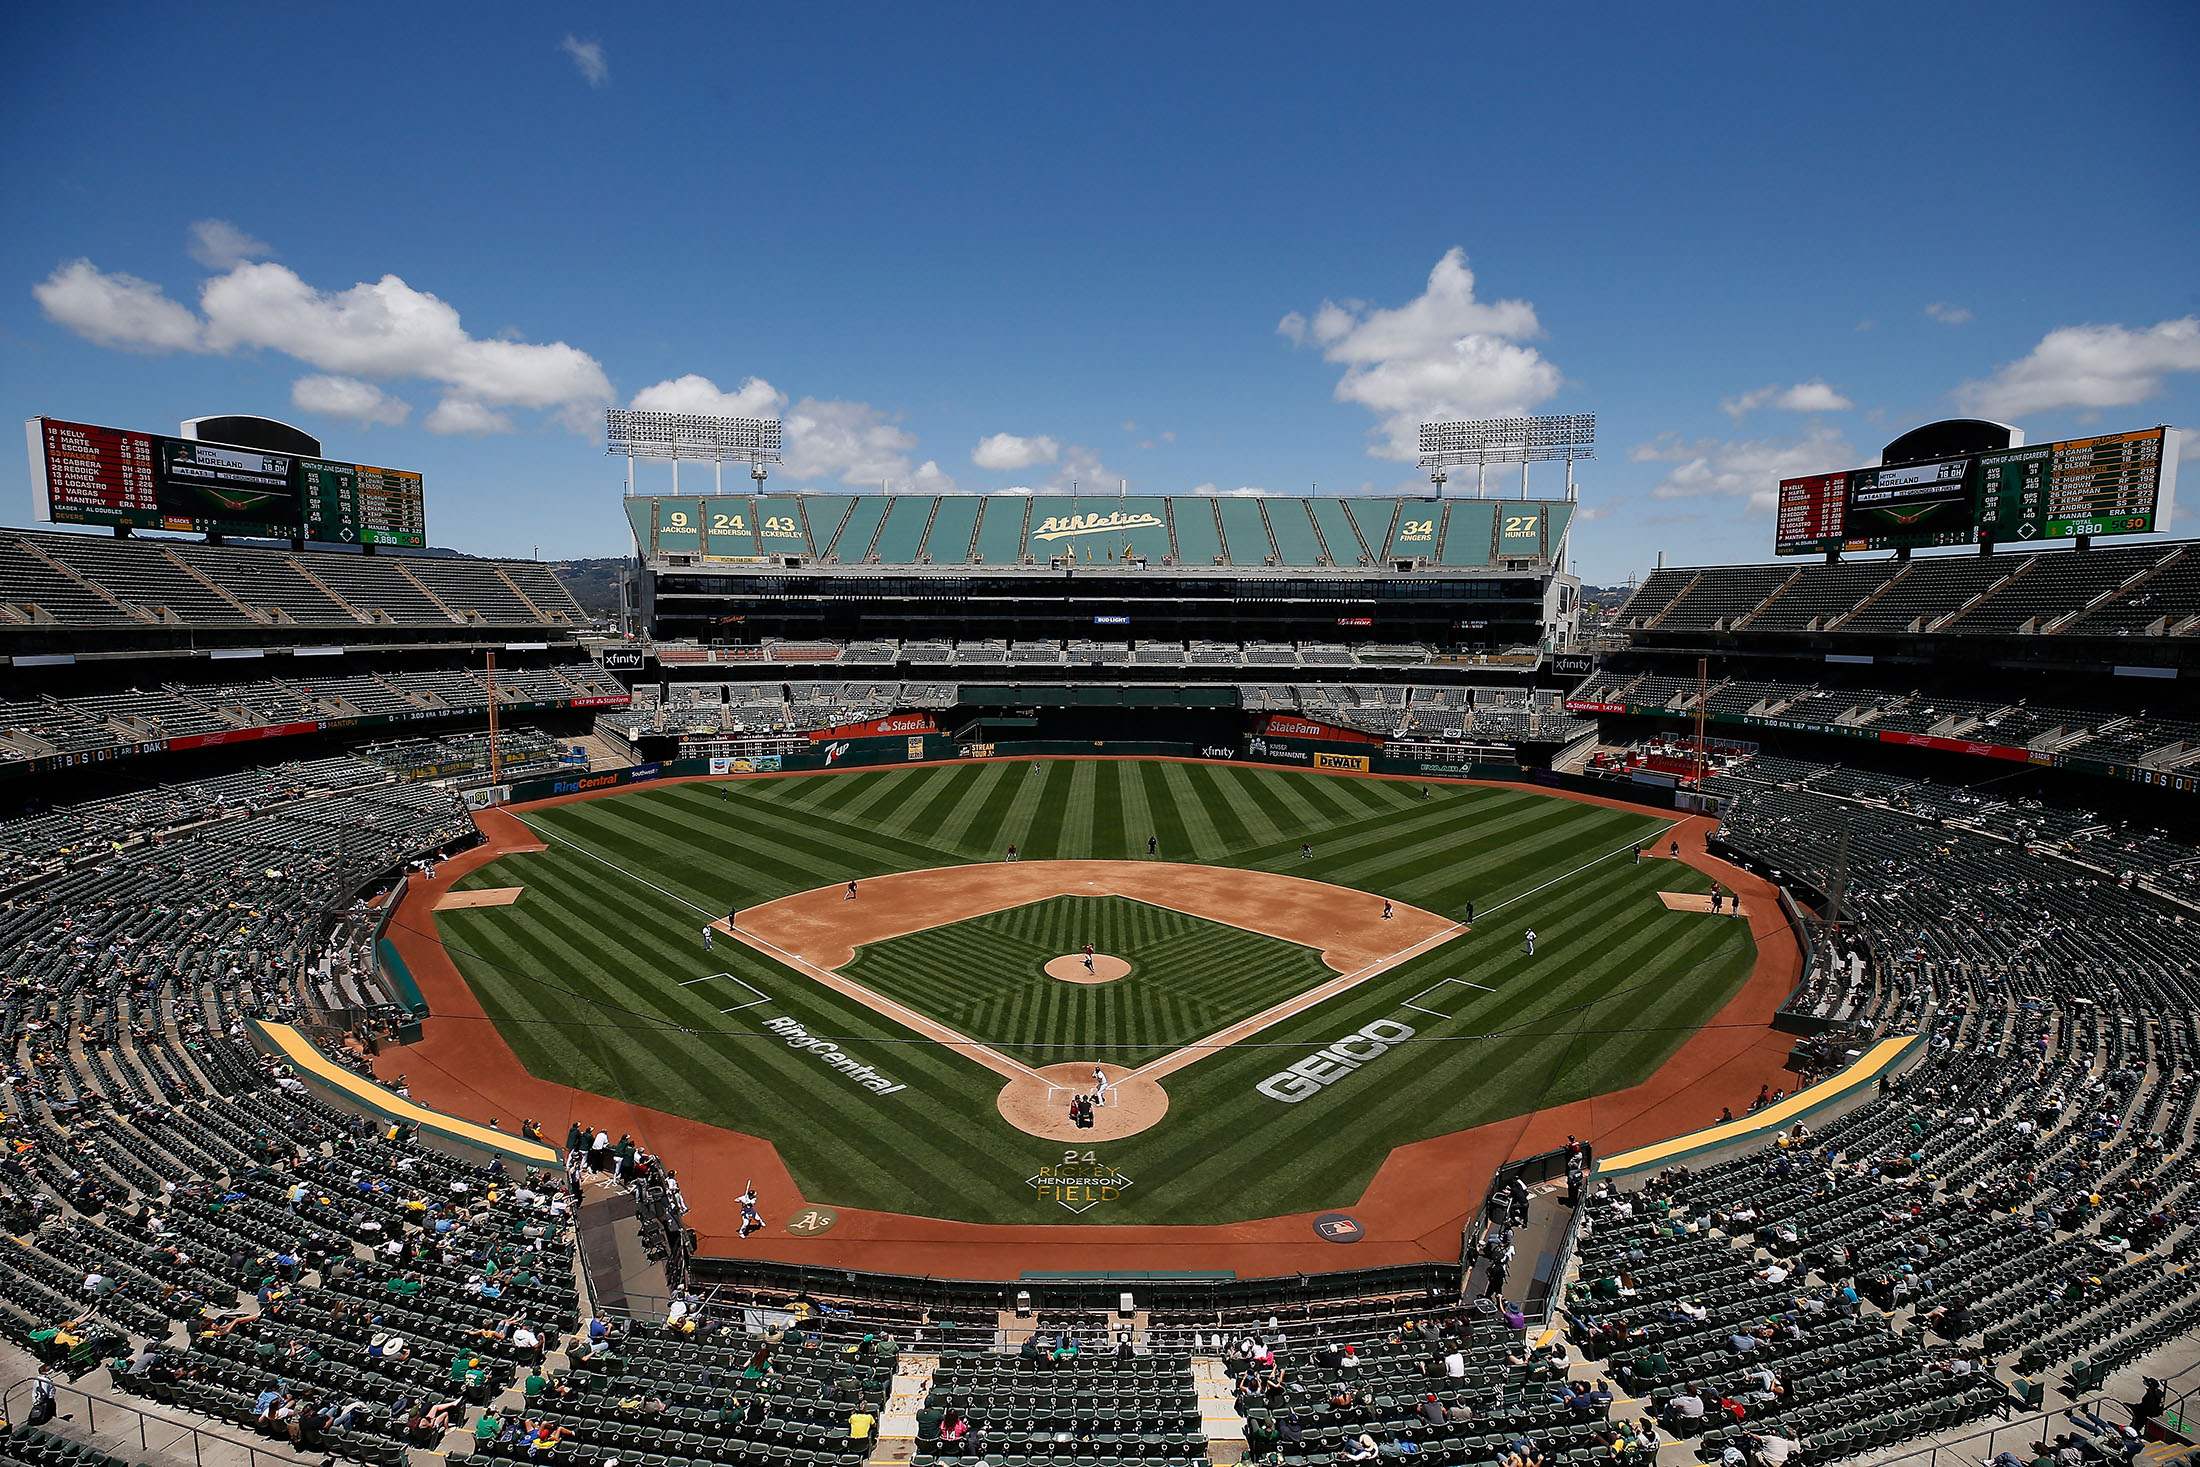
[628,372,949,490]
[560,35,608,87]
[629,372,786,418]
[1190,483,1217,495]
[971,432,1060,472]
[291,374,410,428]
[34,257,613,432]
[783,396,921,488]
[1720,379,1854,420]
[187,219,272,270]
[1281,247,1562,459]
[33,260,203,352]
[1632,425,1859,516]
[1160,430,1176,443]
[1223,486,1266,496]
[1924,302,1973,325]
[1120,420,1137,433]
[1036,443,1118,493]
[1957,317,2200,418]
[425,398,513,435]
[910,460,957,493]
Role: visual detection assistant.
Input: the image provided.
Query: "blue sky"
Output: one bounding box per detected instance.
[3,4,2195,581]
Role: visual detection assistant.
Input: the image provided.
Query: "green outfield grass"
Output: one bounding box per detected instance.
[432,760,1758,1225]
[837,894,1334,1067]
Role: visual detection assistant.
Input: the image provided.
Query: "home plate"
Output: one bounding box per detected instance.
[1659,891,1746,917]
[435,887,525,910]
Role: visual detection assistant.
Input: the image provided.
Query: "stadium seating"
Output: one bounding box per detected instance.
[0,532,586,630]
[1616,542,2199,640]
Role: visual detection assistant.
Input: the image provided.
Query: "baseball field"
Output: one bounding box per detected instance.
[428,759,1758,1226]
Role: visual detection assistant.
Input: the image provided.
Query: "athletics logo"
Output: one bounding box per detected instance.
[1028,1155,1133,1214]
[1031,510,1164,543]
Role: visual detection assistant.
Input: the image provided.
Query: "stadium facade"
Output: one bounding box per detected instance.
[625,490,1582,649]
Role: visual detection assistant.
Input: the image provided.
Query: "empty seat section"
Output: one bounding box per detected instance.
[297,553,453,623]
[1169,498,1224,565]
[33,535,246,623]
[1657,564,1793,629]
[1263,499,1325,564]
[1745,560,1900,630]
[1840,556,2019,632]
[1438,501,1496,566]
[169,544,356,623]
[970,496,1027,564]
[1308,497,1370,564]
[868,496,933,563]
[826,496,890,561]
[398,559,540,621]
[0,537,134,622]
[919,495,981,563]
[501,562,586,621]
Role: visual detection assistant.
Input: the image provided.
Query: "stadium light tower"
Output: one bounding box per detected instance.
[1418,414,1596,501]
[606,410,785,497]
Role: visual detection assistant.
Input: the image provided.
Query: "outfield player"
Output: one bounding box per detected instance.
[702,926,713,952]
[1523,929,1536,957]
[1300,843,1313,860]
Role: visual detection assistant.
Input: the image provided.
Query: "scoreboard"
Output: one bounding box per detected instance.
[299,458,427,547]
[1777,426,2179,555]
[26,416,426,547]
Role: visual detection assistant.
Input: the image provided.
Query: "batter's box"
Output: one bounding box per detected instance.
[1401,975,1495,1020]
[678,971,770,1013]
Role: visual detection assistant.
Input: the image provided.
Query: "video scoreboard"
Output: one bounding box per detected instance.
[26,416,426,547]
[1776,426,2178,556]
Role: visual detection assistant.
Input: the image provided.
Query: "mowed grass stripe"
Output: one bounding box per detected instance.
[838,894,1331,1064]
[448,760,1761,1224]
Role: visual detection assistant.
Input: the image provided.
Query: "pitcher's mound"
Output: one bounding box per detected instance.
[1045,953,1130,984]
[998,1062,1168,1141]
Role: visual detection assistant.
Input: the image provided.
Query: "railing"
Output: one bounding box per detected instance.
[0,1375,305,1467]
[1858,1354,2200,1467]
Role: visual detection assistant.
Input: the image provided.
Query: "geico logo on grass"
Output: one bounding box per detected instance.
[1256,1019,1416,1103]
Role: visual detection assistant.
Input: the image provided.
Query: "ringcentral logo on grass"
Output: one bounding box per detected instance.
[1256,1019,1416,1103]
[762,1016,905,1095]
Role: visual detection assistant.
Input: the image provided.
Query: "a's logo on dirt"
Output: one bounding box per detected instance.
[1028,1161,1133,1215]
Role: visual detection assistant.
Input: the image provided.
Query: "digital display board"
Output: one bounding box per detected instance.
[27,417,426,547]
[1776,426,2178,555]
[1841,455,1975,552]
[1977,428,2169,543]
[300,459,427,547]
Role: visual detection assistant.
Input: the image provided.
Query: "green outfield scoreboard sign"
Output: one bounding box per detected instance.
[1776,426,2178,555]
[27,415,426,547]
